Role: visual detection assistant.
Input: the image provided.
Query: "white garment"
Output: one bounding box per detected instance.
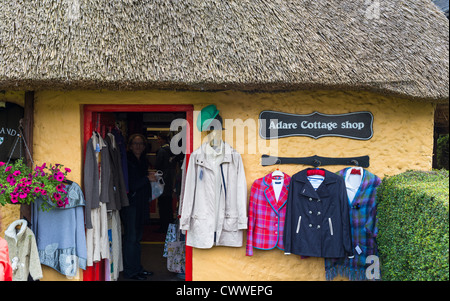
[5,220,43,281]
[307,175,325,190]
[272,176,284,201]
[108,210,123,281]
[344,167,363,203]
[86,203,109,266]
[205,141,225,232]
[180,142,247,249]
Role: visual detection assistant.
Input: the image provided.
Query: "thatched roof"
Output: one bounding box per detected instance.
[0,0,448,102]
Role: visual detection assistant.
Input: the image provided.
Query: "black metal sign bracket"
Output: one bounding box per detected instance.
[261,154,370,168]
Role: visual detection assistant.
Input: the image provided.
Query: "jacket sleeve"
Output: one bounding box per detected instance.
[246,181,258,256]
[365,176,382,244]
[179,153,197,231]
[127,160,150,194]
[99,145,111,204]
[339,177,354,257]
[83,138,98,229]
[283,177,295,255]
[74,185,88,270]
[28,231,43,281]
[236,154,247,230]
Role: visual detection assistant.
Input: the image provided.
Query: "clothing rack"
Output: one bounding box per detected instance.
[261,154,370,168]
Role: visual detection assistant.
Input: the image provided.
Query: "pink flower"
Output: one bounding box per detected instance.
[5,166,12,172]
[53,192,62,201]
[7,177,16,186]
[13,170,21,176]
[56,184,66,193]
[65,168,71,173]
[58,197,69,208]
[54,172,65,182]
[0,162,5,167]
[19,192,27,199]
[34,163,46,171]
[10,193,18,203]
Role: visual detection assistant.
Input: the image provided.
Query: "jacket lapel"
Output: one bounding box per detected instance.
[296,172,320,199]
[263,174,279,211]
[277,175,290,209]
[296,169,335,200]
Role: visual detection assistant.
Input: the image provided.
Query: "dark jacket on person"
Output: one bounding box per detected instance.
[155,144,175,197]
[127,152,151,207]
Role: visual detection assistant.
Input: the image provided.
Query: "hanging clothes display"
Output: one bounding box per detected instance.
[31,182,87,277]
[104,133,129,211]
[111,127,129,192]
[4,219,43,281]
[246,171,291,256]
[180,141,247,249]
[283,168,353,258]
[84,130,129,280]
[84,132,111,266]
[325,167,381,281]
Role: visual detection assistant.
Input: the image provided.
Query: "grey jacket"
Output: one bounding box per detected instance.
[83,132,111,229]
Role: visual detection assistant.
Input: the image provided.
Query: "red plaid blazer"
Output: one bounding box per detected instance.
[246,172,291,256]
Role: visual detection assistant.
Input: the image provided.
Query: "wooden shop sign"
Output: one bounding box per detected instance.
[259,111,373,140]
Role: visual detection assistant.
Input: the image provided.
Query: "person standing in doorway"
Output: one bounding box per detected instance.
[120,133,155,280]
[155,134,175,233]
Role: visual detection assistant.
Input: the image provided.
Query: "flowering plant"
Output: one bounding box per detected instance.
[0,158,72,210]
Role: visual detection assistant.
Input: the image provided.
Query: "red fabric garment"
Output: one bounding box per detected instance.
[0,237,13,281]
[350,168,361,175]
[306,168,325,177]
[246,172,291,256]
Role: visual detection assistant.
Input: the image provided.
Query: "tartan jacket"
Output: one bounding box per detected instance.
[246,172,291,256]
[325,167,382,280]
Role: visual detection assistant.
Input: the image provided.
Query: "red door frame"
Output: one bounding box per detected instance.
[82,104,193,281]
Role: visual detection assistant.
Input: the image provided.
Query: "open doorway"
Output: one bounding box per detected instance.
[82,105,193,281]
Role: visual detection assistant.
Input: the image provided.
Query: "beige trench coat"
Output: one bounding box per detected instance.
[180,142,247,248]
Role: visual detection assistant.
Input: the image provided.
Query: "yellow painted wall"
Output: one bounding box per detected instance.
[1,89,435,281]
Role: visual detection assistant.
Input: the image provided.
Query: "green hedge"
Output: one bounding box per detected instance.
[377,170,449,281]
[436,134,449,170]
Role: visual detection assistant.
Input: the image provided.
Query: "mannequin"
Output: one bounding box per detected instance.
[204,114,224,151]
[207,128,222,150]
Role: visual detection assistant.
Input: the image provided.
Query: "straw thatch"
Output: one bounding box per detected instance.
[0,0,448,102]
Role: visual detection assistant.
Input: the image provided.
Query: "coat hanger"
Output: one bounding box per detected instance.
[307,160,325,177]
[261,154,370,168]
[350,160,362,175]
[14,220,25,230]
[271,159,284,178]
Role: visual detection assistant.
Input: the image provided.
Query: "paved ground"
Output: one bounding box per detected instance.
[118,243,184,281]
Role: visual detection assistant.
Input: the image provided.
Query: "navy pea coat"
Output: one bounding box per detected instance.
[283,169,353,258]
